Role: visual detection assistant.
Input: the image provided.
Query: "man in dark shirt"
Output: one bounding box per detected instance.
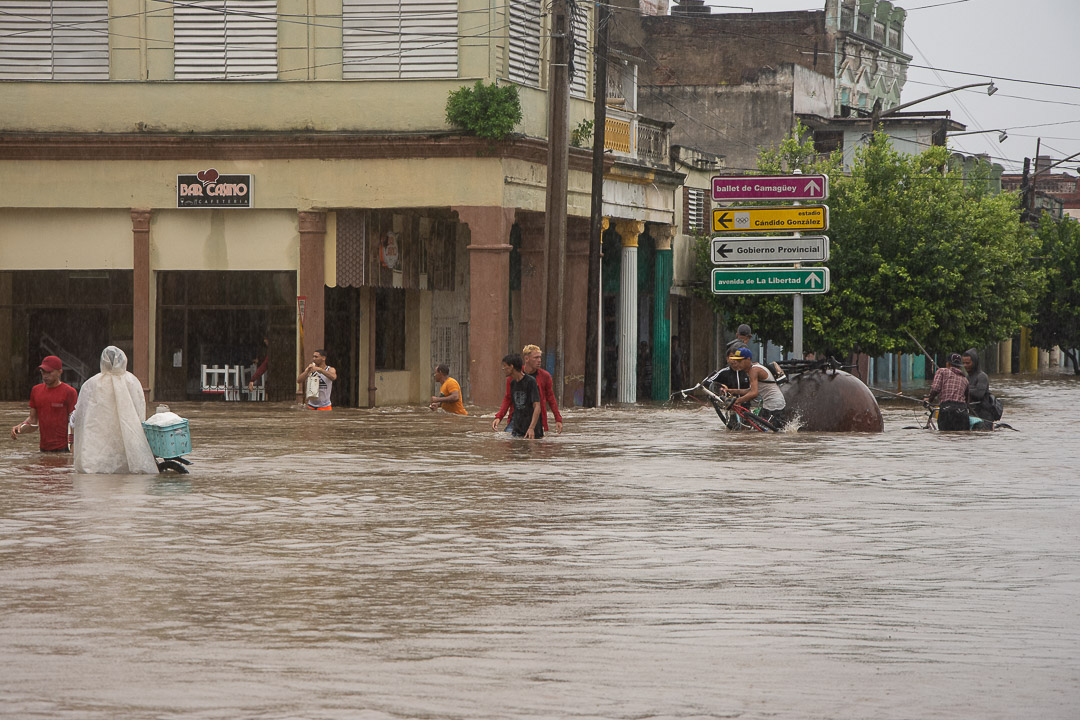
[492,353,542,439]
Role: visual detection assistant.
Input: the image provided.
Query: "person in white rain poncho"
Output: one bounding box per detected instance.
[71,346,159,474]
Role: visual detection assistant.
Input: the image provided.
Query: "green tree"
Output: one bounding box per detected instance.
[693,126,1043,358]
[1031,214,1080,373]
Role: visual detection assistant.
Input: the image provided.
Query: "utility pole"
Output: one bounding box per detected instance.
[584,3,609,408]
[544,0,570,401]
[1020,156,1032,225]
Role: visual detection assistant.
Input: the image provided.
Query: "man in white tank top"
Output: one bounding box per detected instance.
[723,347,787,428]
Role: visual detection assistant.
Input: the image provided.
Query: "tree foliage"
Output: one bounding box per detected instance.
[445,80,522,141]
[694,124,1044,358]
[1031,214,1080,372]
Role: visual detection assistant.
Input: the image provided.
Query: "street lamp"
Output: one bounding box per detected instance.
[949,128,1008,143]
[880,81,997,117]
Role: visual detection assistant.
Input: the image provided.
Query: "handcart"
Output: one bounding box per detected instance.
[142,418,193,474]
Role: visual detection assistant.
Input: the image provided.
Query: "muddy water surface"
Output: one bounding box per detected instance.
[1,374,1078,719]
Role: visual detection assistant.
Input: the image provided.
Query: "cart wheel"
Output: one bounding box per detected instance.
[157,459,190,474]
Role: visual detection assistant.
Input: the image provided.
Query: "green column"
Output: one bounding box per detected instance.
[651,231,674,401]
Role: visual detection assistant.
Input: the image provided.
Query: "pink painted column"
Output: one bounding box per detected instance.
[131,210,152,401]
[455,205,515,407]
[297,211,327,398]
[563,218,590,406]
[516,212,546,351]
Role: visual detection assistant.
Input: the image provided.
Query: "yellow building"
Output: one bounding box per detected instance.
[0,0,683,407]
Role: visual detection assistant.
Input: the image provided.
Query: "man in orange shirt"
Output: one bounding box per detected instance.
[430,364,468,415]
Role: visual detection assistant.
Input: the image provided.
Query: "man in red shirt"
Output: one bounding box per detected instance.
[10,355,78,452]
[492,344,564,434]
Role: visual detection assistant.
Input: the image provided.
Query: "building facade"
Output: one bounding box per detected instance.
[0,0,684,407]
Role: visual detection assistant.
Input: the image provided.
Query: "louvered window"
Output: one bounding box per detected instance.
[343,0,458,79]
[508,0,541,87]
[687,188,706,233]
[568,1,588,98]
[0,0,108,80]
[173,0,277,80]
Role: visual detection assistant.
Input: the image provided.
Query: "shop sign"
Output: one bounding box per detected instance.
[177,169,252,208]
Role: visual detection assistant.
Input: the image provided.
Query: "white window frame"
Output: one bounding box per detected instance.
[343,0,458,80]
[173,0,277,81]
[0,0,109,80]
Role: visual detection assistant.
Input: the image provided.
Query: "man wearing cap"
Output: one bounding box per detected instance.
[10,355,79,452]
[925,353,970,431]
[726,324,753,356]
[722,347,788,428]
[711,324,753,392]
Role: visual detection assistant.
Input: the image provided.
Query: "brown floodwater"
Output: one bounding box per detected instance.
[1,372,1078,719]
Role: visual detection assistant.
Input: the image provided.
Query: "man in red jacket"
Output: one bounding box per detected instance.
[492,343,564,434]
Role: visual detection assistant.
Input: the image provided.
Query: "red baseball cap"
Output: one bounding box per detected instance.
[39,356,62,372]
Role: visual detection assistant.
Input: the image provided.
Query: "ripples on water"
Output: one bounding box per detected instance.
[1,375,1078,719]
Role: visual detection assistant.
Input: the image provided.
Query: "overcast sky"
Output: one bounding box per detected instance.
[696,0,1080,175]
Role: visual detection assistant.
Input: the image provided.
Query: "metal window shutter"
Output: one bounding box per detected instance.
[343,0,458,80]
[0,0,107,80]
[569,2,588,98]
[174,0,276,80]
[52,0,108,79]
[507,0,540,87]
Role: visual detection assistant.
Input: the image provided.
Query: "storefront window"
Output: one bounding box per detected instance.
[375,287,406,370]
[0,270,133,400]
[155,271,296,401]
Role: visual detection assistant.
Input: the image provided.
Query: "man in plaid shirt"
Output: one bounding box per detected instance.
[926,353,970,431]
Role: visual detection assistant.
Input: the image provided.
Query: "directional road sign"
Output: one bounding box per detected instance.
[711,267,831,295]
[712,174,829,202]
[711,236,829,265]
[712,205,828,234]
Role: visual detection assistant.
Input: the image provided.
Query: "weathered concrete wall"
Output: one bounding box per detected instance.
[634,11,831,87]
[638,66,797,173]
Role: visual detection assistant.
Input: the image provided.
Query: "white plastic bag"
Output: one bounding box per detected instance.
[305,373,321,401]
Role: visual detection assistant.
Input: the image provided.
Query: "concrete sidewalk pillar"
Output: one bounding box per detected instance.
[616,220,644,404]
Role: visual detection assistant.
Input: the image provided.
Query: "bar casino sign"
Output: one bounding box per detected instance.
[177,169,252,208]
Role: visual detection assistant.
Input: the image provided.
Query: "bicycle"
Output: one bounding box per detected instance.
[673,380,780,433]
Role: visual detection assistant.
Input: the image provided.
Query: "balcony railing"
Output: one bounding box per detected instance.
[604,117,632,154]
[636,118,669,166]
[603,112,671,167]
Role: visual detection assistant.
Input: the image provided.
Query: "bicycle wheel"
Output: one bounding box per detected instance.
[735,406,777,432]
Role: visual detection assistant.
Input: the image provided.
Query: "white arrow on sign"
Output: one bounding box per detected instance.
[805,179,822,196]
[807,272,822,288]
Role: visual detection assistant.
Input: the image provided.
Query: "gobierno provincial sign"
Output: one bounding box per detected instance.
[177,169,252,208]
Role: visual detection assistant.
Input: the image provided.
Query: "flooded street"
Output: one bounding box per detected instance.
[1,374,1078,719]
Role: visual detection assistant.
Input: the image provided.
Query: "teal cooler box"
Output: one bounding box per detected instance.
[142,419,192,458]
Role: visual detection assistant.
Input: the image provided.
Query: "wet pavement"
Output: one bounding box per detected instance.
[1,373,1078,719]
